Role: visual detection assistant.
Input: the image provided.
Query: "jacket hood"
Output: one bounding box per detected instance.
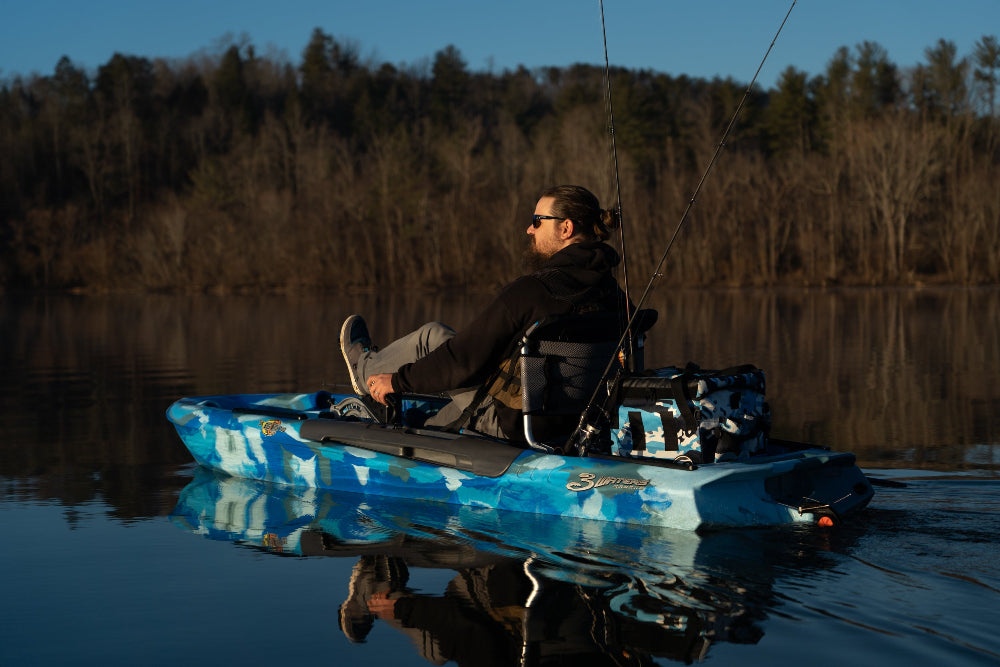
[541,241,620,278]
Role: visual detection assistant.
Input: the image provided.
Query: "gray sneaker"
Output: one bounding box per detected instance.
[340,315,374,394]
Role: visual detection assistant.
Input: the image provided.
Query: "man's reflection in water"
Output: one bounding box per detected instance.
[337,554,763,666]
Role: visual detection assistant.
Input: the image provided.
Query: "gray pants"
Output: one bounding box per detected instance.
[354,322,504,437]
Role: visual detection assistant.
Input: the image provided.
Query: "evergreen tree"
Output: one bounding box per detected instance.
[430,45,470,127]
[911,39,970,119]
[764,66,818,155]
[213,45,251,135]
[851,41,901,116]
[972,35,1000,116]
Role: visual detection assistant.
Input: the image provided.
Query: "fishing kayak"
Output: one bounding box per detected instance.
[165,390,873,530]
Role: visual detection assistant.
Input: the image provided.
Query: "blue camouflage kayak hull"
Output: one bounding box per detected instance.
[166,391,873,530]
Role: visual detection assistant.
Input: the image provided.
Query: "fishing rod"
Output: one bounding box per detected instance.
[570,0,799,454]
[599,0,635,366]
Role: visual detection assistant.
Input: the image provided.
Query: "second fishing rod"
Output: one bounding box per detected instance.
[568,0,799,454]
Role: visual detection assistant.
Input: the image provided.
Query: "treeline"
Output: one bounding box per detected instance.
[2,30,999,291]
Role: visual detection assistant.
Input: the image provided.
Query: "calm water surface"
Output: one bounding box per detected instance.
[1,289,999,665]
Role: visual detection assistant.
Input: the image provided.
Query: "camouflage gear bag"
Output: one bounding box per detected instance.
[609,364,770,463]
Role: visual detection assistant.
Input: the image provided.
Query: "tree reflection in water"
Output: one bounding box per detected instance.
[171,469,851,665]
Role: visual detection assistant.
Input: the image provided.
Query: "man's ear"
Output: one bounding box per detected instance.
[559,218,575,240]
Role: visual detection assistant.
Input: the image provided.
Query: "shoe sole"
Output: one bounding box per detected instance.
[340,315,367,395]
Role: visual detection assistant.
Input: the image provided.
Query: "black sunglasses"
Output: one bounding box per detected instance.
[531,214,564,228]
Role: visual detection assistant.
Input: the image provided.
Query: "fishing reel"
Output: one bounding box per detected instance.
[566,403,613,457]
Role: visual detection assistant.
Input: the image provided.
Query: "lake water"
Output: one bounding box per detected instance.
[2,289,999,665]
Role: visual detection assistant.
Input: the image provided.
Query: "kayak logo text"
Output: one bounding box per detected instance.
[566,472,650,492]
[260,419,286,437]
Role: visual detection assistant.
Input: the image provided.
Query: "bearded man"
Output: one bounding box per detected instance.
[340,184,630,441]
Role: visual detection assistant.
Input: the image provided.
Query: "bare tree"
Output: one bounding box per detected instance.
[844,113,945,282]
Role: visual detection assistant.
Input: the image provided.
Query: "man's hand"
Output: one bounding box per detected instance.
[367,591,397,619]
[366,373,394,405]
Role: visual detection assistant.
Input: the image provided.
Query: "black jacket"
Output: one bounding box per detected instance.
[391,241,627,438]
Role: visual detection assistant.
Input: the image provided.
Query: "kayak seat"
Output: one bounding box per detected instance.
[519,312,623,452]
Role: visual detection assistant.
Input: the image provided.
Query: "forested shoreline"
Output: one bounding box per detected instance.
[2,29,999,292]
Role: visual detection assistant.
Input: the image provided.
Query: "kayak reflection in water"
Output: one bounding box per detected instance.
[337,553,764,666]
[168,470,831,663]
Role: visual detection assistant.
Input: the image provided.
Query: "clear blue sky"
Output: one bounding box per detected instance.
[2,0,997,89]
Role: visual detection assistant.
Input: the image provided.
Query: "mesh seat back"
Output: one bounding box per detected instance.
[518,313,622,448]
[521,338,618,415]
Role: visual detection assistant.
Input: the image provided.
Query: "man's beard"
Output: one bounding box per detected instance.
[521,239,552,272]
